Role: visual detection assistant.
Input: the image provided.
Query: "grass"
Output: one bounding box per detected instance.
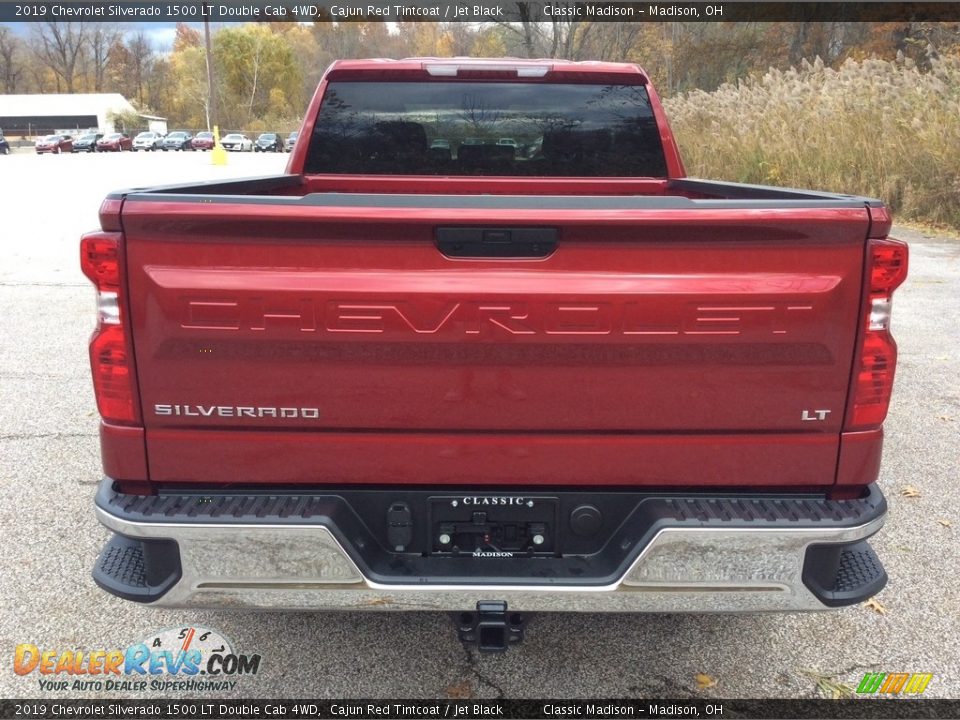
[664,53,960,229]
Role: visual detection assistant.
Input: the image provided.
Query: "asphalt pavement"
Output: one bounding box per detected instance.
[0,150,957,700]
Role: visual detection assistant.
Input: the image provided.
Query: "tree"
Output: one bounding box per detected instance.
[0,26,24,93]
[107,107,142,133]
[86,23,122,91]
[126,32,154,106]
[144,56,175,122]
[173,22,201,52]
[214,24,302,128]
[669,23,765,92]
[31,21,88,92]
[168,44,209,128]
[283,24,323,107]
[496,2,538,57]
[470,26,509,57]
[577,22,645,62]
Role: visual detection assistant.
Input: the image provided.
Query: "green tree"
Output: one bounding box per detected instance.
[168,43,209,128]
[214,24,302,129]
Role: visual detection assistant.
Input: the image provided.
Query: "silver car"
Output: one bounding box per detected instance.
[221,134,253,152]
[132,132,162,151]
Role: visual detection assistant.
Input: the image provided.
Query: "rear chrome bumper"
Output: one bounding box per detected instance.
[93,480,887,612]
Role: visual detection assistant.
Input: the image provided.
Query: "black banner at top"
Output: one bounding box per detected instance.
[4,1,960,23]
[3,699,960,720]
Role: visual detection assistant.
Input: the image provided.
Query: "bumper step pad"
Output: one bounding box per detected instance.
[92,534,181,603]
[803,540,887,607]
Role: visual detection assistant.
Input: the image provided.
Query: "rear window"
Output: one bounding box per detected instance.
[304,81,667,177]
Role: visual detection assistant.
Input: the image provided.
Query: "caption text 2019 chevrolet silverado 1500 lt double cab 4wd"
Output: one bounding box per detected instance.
[85,59,907,649]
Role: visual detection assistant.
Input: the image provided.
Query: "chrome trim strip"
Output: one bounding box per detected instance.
[94,506,884,612]
[97,291,120,325]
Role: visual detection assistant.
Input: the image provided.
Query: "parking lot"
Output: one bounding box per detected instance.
[0,150,958,699]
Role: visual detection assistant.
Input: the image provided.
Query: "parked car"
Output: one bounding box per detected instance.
[133,132,163,151]
[284,130,298,152]
[428,138,452,160]
[72,133,103,153]
[0,131,9,155]
[191,131,215,151]
[221,133,253,152]
[254,133,283,152]
[96,133,132,152]
[35,134,73,154]
[160,131,194,151]
[85,59,906,635]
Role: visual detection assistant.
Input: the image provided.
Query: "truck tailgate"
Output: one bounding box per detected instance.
[121,195,870,487]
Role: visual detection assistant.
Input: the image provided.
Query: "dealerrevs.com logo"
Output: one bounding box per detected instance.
[14,626,261,693]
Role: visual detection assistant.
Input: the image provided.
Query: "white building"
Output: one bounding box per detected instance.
[0,93,166,137]
[138,114,168,135]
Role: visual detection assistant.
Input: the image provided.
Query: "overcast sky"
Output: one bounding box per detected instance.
[3,22,219,54]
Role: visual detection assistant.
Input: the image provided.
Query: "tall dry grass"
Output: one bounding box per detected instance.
[664,53,960,228]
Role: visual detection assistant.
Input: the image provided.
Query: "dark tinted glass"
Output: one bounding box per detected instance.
[304,81,667,177]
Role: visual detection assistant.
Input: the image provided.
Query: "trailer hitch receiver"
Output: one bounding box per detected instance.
[456,601,526,652]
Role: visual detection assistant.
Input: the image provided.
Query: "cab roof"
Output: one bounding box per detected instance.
[325,57,650,84]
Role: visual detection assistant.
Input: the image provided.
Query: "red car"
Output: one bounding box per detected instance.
[96,133,132,152]
[35,134,73,154]
[191,131,215,151]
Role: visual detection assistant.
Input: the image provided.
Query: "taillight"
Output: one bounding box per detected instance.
[81,232,140,425]
[846,238,908,430]
[80,235,120,289]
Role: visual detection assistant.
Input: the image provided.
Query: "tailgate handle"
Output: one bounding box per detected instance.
[436,227,557,258]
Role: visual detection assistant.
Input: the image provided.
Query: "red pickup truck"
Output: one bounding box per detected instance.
[85,59,906,647]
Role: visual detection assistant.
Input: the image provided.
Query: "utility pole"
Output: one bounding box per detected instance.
[204,19,216,131]
[204,19,227,165]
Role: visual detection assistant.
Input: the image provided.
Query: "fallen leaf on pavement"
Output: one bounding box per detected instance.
[696,673,718,689]
[363,596,393,606]
[800,670,856,699]
[938,519,952,528]
[864,598,887,615]
[445,680,473,699]
[901,486,921,498]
